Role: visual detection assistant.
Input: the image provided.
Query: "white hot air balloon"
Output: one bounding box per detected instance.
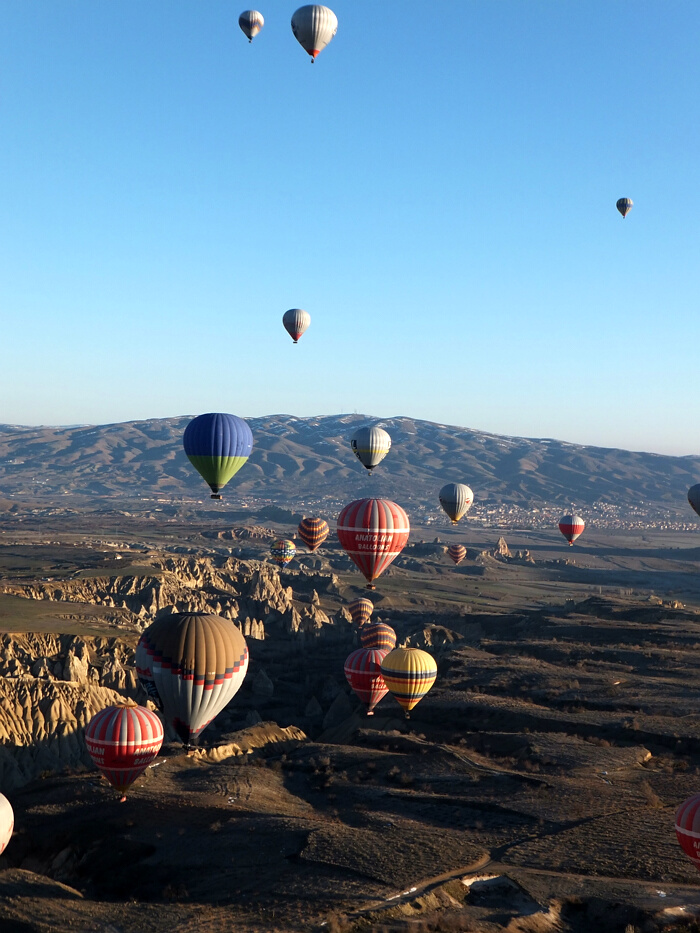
[291,5,338,61]
[439,483,474,525]
[283,308,311,344]
[239,10,265,42]
[0,793,13,856]
[351,426,392,472]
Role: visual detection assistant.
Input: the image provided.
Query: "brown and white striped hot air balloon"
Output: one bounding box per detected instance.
[239,10,264,42]
[447,544,467,565]
[348,597,373,627]
[298,516,330,552]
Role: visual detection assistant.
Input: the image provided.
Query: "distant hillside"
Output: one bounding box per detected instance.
[0,414,696,518]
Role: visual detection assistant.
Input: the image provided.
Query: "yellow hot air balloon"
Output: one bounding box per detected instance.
[380,647,437,719]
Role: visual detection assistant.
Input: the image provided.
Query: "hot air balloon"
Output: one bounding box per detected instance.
[616,198,633,218]
[381,648,437,719]
[291,5,337,61]
[183,413,253,500]
[271,539,296,565]
[558,513,585,545]
[0,794,13,856]
[239,10,264,41]
[448,544,467,565]
[298,516,329,552]
[676,794,700,871]
[439,483,474,525]
[337,498,410,589]
[348,597,373,627]
[84,702,164,802]
[344,647,389,715]
[136,612,249,747]
[688,485,700,518]
[360,621,396,651]
[350,426,392,472]
[283,308,311,344]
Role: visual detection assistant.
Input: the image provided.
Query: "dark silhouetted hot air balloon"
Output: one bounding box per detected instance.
[291,5,337,61]
[183,413,253,500]
[381,648,437,719]
[360,621,396,651]
[337,498,410,589]
[348,597,373,627]
[0,794,13,856]
[239,10,264,41]
[439,483,474,525]
[84,703,164,802]
[676,794,700,871]
[688,485,700,518]
[616,198,633,218]
[271,539,296,565]
[136,613,248,747]
[283,308,311,344]
[344,647,389,714]
[350,426,391,472]
[298,516,329,551]
[558,513,585,545]
[447,544,467,565]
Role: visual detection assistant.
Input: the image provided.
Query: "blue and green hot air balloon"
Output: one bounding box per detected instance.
[183,413,253,499]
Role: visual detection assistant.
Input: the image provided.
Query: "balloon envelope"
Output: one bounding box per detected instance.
[291,5,337,59]
[0,794,13,856]
[616,197,633,218]
[344,647,389,712]
[271,539,296,565]
[337,498,410,588]
[559,514,585,545]
[348,597,373,627]
[688,485,700,518]
[137,613,249,745]
[439,483,474,524]
[448,544,467,565]
[239,10,264,40]
[183,413,253,499]
[84,703,163,796]
[298,516,329,552]
[676,794,700,870]
[283,308,311,343]
[381,648,437,716]
[350,426,392,472]
[360,622,396,651]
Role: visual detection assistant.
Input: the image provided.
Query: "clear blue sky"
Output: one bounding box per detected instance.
[0,1,698,454]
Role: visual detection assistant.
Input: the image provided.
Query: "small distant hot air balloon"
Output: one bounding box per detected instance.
[239,10,264,41]
[676,794,700,871]
[0,794,13,856]
[350,426,392,472]
[337,498,410,589]
[84,703,164,802]
[439,483,474,525]
[447,544,467,565]
[283,308,311,344]
[559,513,585,545]
[688,485,700,518]
[298,516,329,552]
[344,647,389,714]
[348,597,373,627]
[137,613,249,747]
[616,198,633,218]
[183,413,253,500]
[271,539,296,565]
[381,648,437,719]
[360,621,396,651]
[291,5,337,61]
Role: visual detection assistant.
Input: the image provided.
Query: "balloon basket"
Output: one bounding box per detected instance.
[366,584,376,591]
[210,494,222,500]
[404,712,411,720]
[366,710,374,717]
[119,795,127,804]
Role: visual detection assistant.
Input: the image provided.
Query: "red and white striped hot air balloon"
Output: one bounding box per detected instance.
[676,794,700,871]
[447,544,467,565]
[0,794,13,856]
[344,647,389,714]
[84,703,164,802]
[337,498,410,590]
[558,513,585,546]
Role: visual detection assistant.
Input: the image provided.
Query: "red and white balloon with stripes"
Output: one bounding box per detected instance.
[558,513,585,546]
[336,498,410,589]
[0,794,13,855]
[676,794,700,871]
[344,647,389,714]
[84,703,164,801]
